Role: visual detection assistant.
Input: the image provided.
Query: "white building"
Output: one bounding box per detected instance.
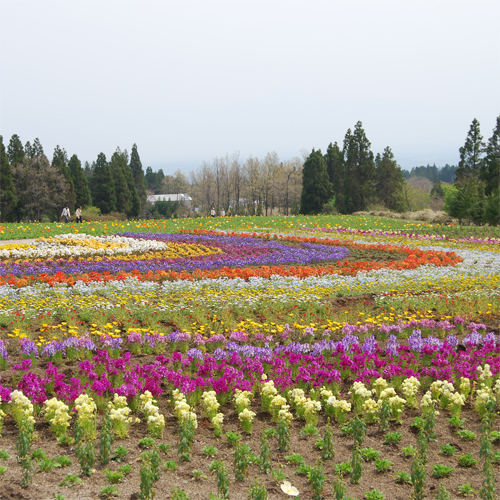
[147,194,192,205]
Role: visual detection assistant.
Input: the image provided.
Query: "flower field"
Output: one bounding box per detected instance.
[0,215,499,500]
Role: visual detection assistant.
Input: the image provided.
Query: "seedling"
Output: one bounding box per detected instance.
[296,463,312,476]
[38,457,56,472]
[447,415,466,429]
[374,458,393,473]
[457,483,476,496]
[364,490,385,500]
[59,474,83,487]
[113,446,128,462]
[55,456,72,467]
[225,430,242,447]
[335,462,353,477]
[271,465,288,482]
[360,448,380,462]
[285,453,305,465]
[383,432,402,445]
[264,428,277,438]
[118,464,133,475]
[402,445,417,457]
[0,450,10,460]
[171,489,190,500]
[103,468,124,484]
[457,430,476,440]
[457,453,478,467]
[300,424,320,437]
[99,485,118,499]
[32,449,47,461]
[394,471,411,484]
[138,437,155,449]
[192,469,208,480]
[158,443,171,454]
[163,459,177,471]
[440,443,457,456]
[0,466,7,475]
[490,430,500,443]
[432,464,454,478]
[202,445,218,457]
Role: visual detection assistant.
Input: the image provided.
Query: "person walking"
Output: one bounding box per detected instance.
[210,207,215,217]
[61,205,70,223]
[220,208,225,217]
[75,206,82,223]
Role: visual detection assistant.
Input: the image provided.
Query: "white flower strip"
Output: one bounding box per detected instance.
[0,233,168,259]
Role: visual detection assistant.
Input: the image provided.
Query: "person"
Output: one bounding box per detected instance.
[220,208,225,217]
[210,207,215,217]
[75,206,82,223]
[61,205,70,223]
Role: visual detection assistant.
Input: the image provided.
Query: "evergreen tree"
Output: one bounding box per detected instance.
[481,116,500,196]
[52,146,76,208]
[455,118,485,188]
[68,154,92,208]
[129,143,146,213]
[375,146,405,211]
[342,121,376,213]
[24,141,34,158]
[300,149,331,214]
[324,142,344,212]
[7,134,25,166]
[430,178,445,199]
[90,153,116,214]
[0,135,18,221]
[109,149,131,214]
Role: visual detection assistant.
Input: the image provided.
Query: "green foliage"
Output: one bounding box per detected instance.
[271,465,288,482]
[59,474,83,487]
[171,489,190,500]
[54,495,65,500]
[285,453,305,465]
[0,135,18,222]
[394,471,411,484]
[209,460,229,499]
[435,483,452,500]
[333,474,347,500]
[364,490,385,500]
[164,460,177,471]
[335,462,353,477]
[248,478,268,500]
[99,411,114,465]
[37,457,57,472]
[225,430,242,447]
[32,449,46,461]
[300,149,332,214]
[99,485,119,498]
[402,445,417,457]
[90,153,116,214]
[158,443,171,454]
[440,444,457,456]
[0,466,7,475]
[75,439,95,477]
[138,451,160,500]
[448,415,466,428]
[68,154,92,208]
[264,428,277,439]
[202,445,218,457]
[374,458,393,473]
[17,419,34,488]
[296,463,312,476]
[118,464,132,475]
[103,468,124,484]
[458,483,476,496]
[457,430,476,441]
[479,399,497,500]
[300,424,320,437]
[321,420,335,460]
[113,446,128,462]
[0,449,10,460]
[192,469,207,480]
[55,456,72,467]
[360,447,380,462]
[277,418,290,452]
[178,418,196,462]
[309,459,326,500]
[383,432,402,445]
[259,431,272,474]
[432,464,454,478]
[138,437,156,449]
[458,453,479,467]
[233,442,252,481]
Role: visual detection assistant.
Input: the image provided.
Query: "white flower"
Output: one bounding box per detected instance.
[280,481,300,496]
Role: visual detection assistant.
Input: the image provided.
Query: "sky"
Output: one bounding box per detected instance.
[1,0,499,175]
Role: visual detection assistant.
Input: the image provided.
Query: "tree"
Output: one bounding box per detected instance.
[109,149,131,214]
[90,153,116,214]
[68,154,92,208]
[7,134,25,166]
[430,178,445,199]
[52,146,76,208]
[129,144,146,213]
[324,142,344,211]
[0,135,17,221]
[375,146,405,211]
[481,116,500,197]
[300,149,331,214]
[455,118,485,188]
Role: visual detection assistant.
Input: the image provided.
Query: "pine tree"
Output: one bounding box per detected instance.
[68,154,92,208]
[324,142,344,212]
[300,149,331,214]
[90,153,116,214]
[376,146,405,211]
[455,118,485,188]
[52,146,76,208]
[109,149,131,214]
[7,134,25,166]
[481,116,500,197]
[342,122,376,213]
[0,135,18,221]
[129,143,146,213]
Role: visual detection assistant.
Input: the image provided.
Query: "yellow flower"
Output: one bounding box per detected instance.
[280,481,300,496]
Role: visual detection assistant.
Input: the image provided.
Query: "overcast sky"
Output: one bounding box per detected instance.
[1,0,499,174]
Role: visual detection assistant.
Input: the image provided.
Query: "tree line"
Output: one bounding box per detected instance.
[0,135,148,222]
[1,117,498,223]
